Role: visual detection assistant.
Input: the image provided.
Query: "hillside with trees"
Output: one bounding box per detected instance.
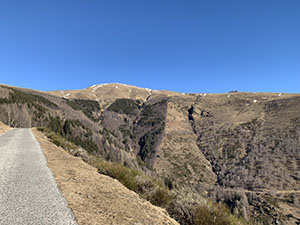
[0,83,299,225]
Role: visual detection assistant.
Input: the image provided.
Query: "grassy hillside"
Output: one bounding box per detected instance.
[1,84,300,225]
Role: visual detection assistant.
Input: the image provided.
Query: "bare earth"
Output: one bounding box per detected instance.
[32,128,179,225]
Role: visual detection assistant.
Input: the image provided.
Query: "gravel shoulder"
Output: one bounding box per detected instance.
[32,128,179,225]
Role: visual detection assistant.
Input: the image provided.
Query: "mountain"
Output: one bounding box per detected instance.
[0,83,299,225]
[48,83,179,108]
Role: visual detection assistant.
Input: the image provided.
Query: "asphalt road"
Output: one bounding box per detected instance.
[0,128,77,225]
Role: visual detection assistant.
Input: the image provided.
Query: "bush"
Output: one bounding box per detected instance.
[192,202,247,225]
[37,127,49,133]
[38,127,77,150]
[92,158,173,208]
[164,177,174,190]
[43,116,98,153]
[147,187,173,208]
[94,159,140,191]
[45,131,77,150]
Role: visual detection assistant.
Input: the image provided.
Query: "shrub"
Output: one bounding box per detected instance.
[263,194,279,208]
[92,158,173,208]
[147,187,173,208]
[38,126,81,151]
[43,116,98,153]
[44,131,77,150]
[192,202,247,225]
[164,177,174,190]
[37,127,49,133]
[94,159,140,191]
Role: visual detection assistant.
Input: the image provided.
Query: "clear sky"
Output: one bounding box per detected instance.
[0,0,299,93]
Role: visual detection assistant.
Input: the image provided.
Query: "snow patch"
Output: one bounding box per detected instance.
[144,88,152,95]
[253,99,257,103]
[203,93,207,97]
[115,86,118,89]
[278,93,282,97]
[63,93,70,99]
[91,83,108,92]
[227,95,230,98]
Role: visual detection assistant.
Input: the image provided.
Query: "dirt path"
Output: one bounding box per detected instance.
[32,128,179,225]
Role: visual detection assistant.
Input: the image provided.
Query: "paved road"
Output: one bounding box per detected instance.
[0,129,77,225]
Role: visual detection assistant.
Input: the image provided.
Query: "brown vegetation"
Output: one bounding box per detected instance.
[32,128,179,225]
[1,83,300,224]
[0,121,11,134]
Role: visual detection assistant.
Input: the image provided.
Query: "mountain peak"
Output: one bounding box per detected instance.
[89,83,153,92]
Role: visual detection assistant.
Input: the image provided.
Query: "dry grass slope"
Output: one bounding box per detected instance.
[0,121,11,135]
[2,83,300,224]
[32,128,179,225]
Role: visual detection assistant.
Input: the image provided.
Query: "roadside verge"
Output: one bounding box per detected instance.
[32,128,179,225]
[0,122,11,135]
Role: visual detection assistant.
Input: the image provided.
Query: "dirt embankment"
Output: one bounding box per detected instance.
[32,128,179,225]
[0,122,11,135]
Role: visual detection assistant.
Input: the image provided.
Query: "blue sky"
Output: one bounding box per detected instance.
[0,0,299,93]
